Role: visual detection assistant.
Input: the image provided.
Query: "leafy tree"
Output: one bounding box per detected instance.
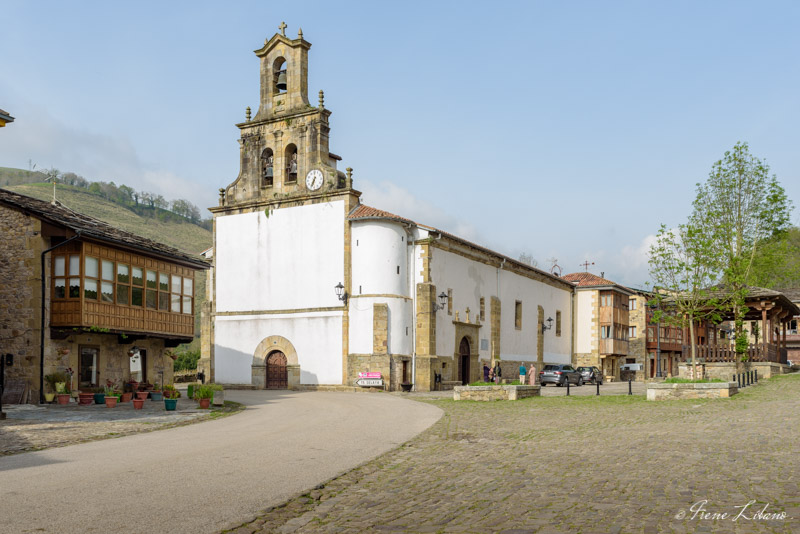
[749,226,800,288]
[648,222,724,374]
[691,142,793,356]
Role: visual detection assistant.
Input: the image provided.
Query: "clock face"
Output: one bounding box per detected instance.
[305,169,324,191]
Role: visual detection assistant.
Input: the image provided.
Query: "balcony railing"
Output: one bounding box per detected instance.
[680,344,787,364]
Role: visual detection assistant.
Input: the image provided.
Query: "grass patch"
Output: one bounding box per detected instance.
[663,378,726,383]
[468,380,524,386]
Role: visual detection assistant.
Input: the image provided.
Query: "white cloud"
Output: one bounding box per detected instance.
[0,105,216,212]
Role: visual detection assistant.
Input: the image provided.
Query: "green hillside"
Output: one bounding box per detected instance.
[5,182,211,255]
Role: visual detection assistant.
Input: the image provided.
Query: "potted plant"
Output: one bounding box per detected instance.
[55,382,70,405]
[132,397,145,409]
[78,390,95,405]
[195,384,215,409]
[163,384,180,411]
[103,384,118,408]
[150,387,163,401]
[44,372,67,403]
[93,387,106,405]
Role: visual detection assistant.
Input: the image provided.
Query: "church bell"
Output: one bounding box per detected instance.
[276,70,287,91]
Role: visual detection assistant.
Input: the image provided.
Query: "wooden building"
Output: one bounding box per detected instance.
[0,189,208,403]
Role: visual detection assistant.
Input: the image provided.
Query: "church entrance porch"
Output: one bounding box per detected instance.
[266,351,288,389]
[459,337,471,385]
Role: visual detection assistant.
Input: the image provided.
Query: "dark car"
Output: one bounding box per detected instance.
[539,364,583,386]
[577,366,603,385]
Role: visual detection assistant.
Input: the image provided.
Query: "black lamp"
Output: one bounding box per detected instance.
[334,282,348,305]
[542,317,554,334]
[433,291,448,312]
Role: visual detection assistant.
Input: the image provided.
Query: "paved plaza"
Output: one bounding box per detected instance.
[228,374,800,534]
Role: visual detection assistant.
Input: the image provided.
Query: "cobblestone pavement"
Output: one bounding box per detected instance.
[0,396,241,456]
[226,374,800,533]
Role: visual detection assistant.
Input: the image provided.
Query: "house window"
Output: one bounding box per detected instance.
[182,277,193,314]
[53,254,81,299]
[116,263,130,305]
[601,326,611,339]
[629,326,637,338]
[146,270,158,309]
[171,274,181,313]
[480,297,485,321]
[515,301,522,330]
[159,273,170,310]
[131,267,144,307]
[101,260,114,303]
[556,310,562,337]
[84,256,99,300]
[629,298,637,310]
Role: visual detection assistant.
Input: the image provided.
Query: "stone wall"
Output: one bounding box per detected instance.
[0,207,42,401]
[646,382,738,401]
[682,361,789,381]
[628,295,647,381]
[453,385,541,401]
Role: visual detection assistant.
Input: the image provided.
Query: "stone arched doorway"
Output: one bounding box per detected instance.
[459,337,471,385]
[266,350,288,389]
[252,336,299,389]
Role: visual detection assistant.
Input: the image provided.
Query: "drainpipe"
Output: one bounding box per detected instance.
[40,231,82,403]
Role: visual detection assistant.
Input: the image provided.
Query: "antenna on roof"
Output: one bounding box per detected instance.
[580,260,594,272]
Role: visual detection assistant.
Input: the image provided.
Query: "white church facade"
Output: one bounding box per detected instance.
[201,26,576,391]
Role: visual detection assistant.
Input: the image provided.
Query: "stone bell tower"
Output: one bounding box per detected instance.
[216,22,356,209]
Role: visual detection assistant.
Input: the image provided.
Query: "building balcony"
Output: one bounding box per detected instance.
[600,339,628,356]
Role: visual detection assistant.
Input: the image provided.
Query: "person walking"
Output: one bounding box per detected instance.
[519,363,526,385]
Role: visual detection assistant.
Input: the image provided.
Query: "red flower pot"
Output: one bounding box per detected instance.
[78,393,94,405]
[132,398,144,410]
[104,396,118,408]
[120,392,133,403]
[136,391,149,400]
[56,394,70,405]
[198,398,211,409]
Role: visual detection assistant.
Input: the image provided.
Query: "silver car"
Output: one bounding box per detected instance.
[539,364,583,386]
[577,366,603,385]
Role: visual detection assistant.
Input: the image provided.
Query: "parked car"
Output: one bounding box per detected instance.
[540,364,583,386]
[577,366,603,385]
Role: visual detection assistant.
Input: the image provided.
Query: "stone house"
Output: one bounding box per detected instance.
[562,272,634,381]
[202,25,576,392]
[777,288,800,363]
[0,189,208,403]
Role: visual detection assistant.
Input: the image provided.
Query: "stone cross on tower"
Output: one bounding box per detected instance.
[278,21,287,36]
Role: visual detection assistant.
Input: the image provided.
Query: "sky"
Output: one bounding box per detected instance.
[1,0,798,287]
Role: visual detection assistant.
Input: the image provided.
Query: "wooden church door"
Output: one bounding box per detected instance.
[459,337,471,385]
[266,351,288,389]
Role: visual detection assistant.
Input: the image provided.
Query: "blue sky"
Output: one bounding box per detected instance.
[1,1,798,286]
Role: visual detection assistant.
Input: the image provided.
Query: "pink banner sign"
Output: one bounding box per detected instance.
[358,372,382,379]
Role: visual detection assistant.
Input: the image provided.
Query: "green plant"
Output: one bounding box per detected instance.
[45,372,68,393]
[195,385,216,399]
[163,384,180,399]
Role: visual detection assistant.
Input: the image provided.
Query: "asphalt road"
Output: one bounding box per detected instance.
[0,390,442,534]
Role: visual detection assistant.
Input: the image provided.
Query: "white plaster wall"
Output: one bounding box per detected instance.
[348,297,413,355]
[351,221,408,297]
[215,201,345,312]
[575,290,594,354]
[428,248,572,364]
[214,312,343,385]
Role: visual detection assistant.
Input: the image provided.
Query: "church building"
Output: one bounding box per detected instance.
[202,25,576,391]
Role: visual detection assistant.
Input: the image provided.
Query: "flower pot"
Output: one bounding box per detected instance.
[150,392,163,401]
[120,392,133,403]
[164,398,178,411]
[56,393,71,405]
[401,383,413,392]
[44,392,56,403]
[94,393,106,404]
[198,398,211,409]
[104,396,118,408]
[132,398,144,410]
[135,391,148,400]
[129,381,139,393]
[78,393,94,406]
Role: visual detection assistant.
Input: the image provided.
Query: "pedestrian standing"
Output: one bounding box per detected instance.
[483,363,490,383]
[493,361,502,384]
[519,363,526,385]
[529,363,536,385]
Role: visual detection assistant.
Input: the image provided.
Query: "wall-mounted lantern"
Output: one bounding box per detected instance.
[541,317,554,334]
[334,282,348,305]
[432,291,449,312]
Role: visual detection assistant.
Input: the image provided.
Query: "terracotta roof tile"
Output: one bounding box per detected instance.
[561,272,620,287]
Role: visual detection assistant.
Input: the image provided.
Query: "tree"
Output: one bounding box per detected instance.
[518,253,538,268]
[749,226,800,289]
[648,222,724,375]
[691,142,793,356]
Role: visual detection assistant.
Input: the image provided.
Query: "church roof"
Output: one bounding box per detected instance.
[348,204,573,288]
[0,188,209,269]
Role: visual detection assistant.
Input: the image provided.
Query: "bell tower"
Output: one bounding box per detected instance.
[215,23,357,210]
